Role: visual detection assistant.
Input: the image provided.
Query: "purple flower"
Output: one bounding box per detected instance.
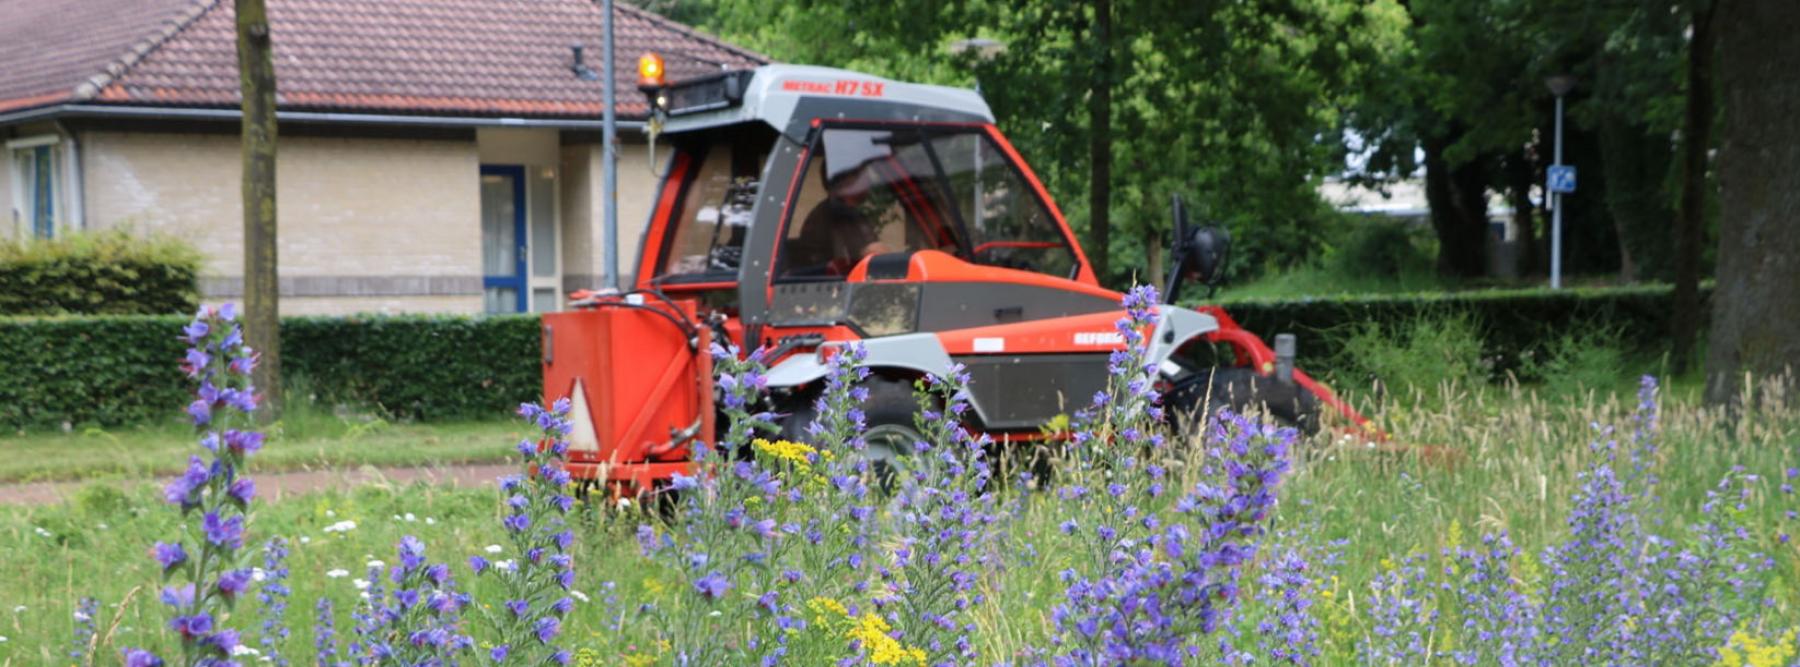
[170,612,213,639]
[202,512,245,550]
[151,542,187,572]
[204,628,240,652]
[533,616,561,643]
[398,535,427,571]
[182,318,210,343]
[469,556,490,574]
[503,513,530,533]
[122,648,164,667]
[164,456,210,507]
[186,399,211,425]
[228,477,255,505]
[224,430,264,456]
[506,599,529,617]
[159,584,195,608]
[490,645,510,661]
[551,597,575,615]
[694,571,730,601]
[216,569,252,599]
[218,303,237,320]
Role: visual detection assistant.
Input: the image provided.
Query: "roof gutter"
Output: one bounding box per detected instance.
[0,103,647,131]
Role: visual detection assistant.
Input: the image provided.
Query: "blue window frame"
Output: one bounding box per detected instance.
[480,165,528,313]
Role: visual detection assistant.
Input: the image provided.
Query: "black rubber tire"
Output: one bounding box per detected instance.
[1166,366,1321,435]
[777,376,922,486]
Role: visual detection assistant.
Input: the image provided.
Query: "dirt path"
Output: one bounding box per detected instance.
[0,463,518,506]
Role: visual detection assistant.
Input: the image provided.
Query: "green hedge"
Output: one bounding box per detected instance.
[1210,284,1709,378]
[0,230,200,315]
[283,315,541,421]
[1,285,1705,429]
[1,314,540,428]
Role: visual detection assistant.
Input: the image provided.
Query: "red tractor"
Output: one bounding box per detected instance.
[542,60,1374,495]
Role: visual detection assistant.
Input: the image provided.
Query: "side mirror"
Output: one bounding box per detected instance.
[1182,225,1231,286]
[1163,195,1231,303]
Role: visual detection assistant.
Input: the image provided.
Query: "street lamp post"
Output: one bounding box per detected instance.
[1545,74,1576,289]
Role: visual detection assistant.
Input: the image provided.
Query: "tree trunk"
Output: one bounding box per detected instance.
[1704,0,1800,405]
[1422,135,1490,278]
[237,0,281,419]
[1598,117,1678,284]
[1672,1,1715,375]
[1086,0,1113,286]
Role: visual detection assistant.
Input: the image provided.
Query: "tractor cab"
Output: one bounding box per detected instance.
[629,64,1100,343]
[543,61,1372,495]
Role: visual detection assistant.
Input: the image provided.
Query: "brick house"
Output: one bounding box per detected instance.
[0,0,762,314]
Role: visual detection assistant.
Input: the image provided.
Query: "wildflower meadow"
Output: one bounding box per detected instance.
[3,289,1799,666]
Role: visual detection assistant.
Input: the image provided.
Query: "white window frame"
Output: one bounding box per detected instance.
[7,134,62,240]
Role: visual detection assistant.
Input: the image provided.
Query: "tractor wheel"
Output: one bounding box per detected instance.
[778,376,921,488]
[1166,366,1321,436]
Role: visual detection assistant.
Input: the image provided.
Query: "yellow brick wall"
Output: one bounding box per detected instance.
[83,130,482,278]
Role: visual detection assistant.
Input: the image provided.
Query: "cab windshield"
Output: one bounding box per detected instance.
[778,125,1077,281]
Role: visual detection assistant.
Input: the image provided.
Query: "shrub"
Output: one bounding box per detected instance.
[0,229,200,315]
[1214,283,1711,381]
[282,314,540,421]
[0,314,540,428]
[0,314,191,428]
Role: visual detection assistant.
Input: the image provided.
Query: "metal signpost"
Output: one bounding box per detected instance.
[1546,75,1576,289]
[602,0,620,289]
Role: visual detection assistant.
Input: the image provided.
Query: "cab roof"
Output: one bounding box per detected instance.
[659,64,994,140]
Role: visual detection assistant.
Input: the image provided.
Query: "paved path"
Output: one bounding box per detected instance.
[0,463,517,506]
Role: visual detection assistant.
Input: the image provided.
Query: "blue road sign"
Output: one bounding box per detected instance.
[1548,165,1577,194]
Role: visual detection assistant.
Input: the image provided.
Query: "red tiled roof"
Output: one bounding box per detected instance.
[0,0,204,113]
[0,0,765,119]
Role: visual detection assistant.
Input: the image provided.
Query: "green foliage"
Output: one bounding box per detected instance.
[644,0,1413,284]
[0,314,541,429]
[1214,283,1709,382]
[0,229,200,315]
[1325,217,1437,283]
[279,315,542,421]
[1337,312,1486,398]
[0,315,192,428]
[1531,322,1629,397]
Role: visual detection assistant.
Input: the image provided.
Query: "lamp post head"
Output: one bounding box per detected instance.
[1544,74,1577,97]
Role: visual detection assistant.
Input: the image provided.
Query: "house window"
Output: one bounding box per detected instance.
[8,136,61,239]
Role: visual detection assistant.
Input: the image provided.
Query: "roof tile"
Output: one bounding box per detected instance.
[1,0,765,118]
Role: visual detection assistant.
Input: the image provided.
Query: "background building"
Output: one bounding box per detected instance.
[0,0,763,314]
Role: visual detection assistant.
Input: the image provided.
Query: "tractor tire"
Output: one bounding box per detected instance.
[1166,366,1321,436]
[778,376,922,487]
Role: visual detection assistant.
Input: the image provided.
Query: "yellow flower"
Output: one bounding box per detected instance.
[643,577,666,596]
[753,438,819,467]
[846,612,927,666]
[1713,628,1800,667]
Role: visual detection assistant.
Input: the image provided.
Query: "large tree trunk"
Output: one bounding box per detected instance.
[237,0,282,418]
[1704,0,1800,405]
[1086,0,1113,286]
[1672,1,1715,375]
[1422,134,1490,278]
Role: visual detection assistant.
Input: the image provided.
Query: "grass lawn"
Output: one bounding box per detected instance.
[2,375,1796,663]
[0,411,524,484]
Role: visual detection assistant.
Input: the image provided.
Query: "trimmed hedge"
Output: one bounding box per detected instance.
[0,230,201,315]
[283,315,541,421]
[2,285,1705,429]
[1210,284,1709,378]
[0,315,192,428]
[1,314,540,428]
